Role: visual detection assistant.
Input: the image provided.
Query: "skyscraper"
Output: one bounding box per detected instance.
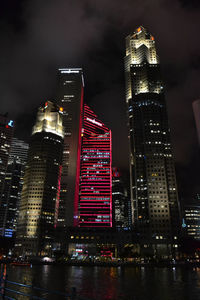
[0,115,14,230]
[0,138,28,237]
[112,167,131,229]
[124,26,180,244]
[15,102,64,256]
[184,204,200,240]
[0,160,23,237]
[56,68,112,229]
[10,138,29,164]
[79,104,112,227]
[56,68,84,227]
[192,99,200,146]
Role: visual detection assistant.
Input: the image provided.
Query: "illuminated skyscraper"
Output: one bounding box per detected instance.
[79,104,112,227]
[0,138,28,237]
[0,160,23,237]
[56,68,84,227]
[124,26,180,243]
[56,69,112,229]
[0,115,14,231]
[15,102,64,256]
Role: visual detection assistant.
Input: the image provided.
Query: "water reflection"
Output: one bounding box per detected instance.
[4,265,200,300]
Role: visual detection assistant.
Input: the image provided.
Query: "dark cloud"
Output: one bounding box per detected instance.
[0,0,200,197]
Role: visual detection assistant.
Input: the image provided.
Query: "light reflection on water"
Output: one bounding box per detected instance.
[4,265,200,300]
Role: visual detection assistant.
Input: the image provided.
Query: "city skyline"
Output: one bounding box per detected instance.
[0,2,200,298]
[11,25,182,258]
[0,1,200,202]
[0,0,200,202]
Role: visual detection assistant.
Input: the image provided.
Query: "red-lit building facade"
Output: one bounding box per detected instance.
[78,104,112,227]
[56,69,112,229]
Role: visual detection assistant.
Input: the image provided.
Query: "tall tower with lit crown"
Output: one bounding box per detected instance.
[15,101,64,256]
[124,26,180,245]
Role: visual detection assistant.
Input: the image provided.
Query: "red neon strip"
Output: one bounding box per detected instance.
[80,208,110,210]
[109,130,112,227]
[79,221,110,224]
[80,214,110,216]
[79,199,110,201]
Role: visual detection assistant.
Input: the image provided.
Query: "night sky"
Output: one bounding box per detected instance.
[0,0,200,202]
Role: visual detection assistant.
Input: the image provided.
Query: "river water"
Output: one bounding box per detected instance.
[4,265,200,300]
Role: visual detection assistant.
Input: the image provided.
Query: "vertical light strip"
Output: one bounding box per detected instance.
[54,165,62,228]
[109,130,112,227]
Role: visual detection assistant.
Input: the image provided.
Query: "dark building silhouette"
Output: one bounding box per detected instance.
[112,167,131,228]
[56,68,84,227]
[193,99,200,146]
